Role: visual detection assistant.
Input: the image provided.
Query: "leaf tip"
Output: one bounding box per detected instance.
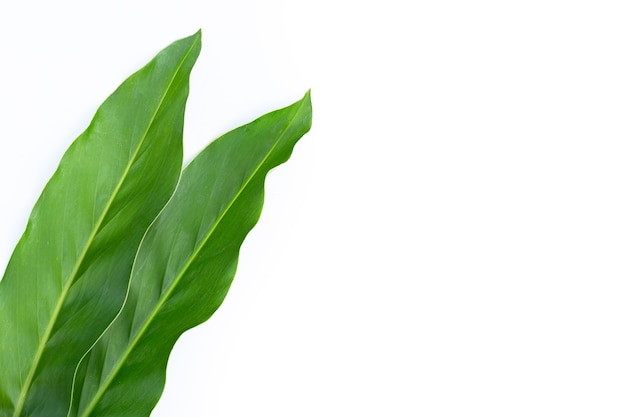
[181,29,202,47]
[302,89,313,130]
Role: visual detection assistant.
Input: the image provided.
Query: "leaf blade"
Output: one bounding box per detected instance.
[0,32,201,417]
[71,91,312,417]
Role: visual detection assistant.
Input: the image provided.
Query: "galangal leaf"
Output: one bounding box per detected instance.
[0,32,201,417]
[69,91,312,417]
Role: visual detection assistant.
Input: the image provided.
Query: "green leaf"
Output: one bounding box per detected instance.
[68,91,312,417]
[0,32,201,417]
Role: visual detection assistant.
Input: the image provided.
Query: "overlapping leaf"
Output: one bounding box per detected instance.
[0,30,312,417]
[0,32,201,417]
[68,92,312,417]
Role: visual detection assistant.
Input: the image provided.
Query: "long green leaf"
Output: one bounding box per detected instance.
[68,91,312,417]
[0,32,201,417]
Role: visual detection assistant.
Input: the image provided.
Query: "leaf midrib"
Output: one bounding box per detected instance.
[77,98,307,417]
[11,36,200,417]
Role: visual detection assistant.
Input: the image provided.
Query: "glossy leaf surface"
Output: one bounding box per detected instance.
[0,32,201,417]
[69,92,312,417]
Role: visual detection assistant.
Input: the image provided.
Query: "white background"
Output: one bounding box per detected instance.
[1,1,626,416]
